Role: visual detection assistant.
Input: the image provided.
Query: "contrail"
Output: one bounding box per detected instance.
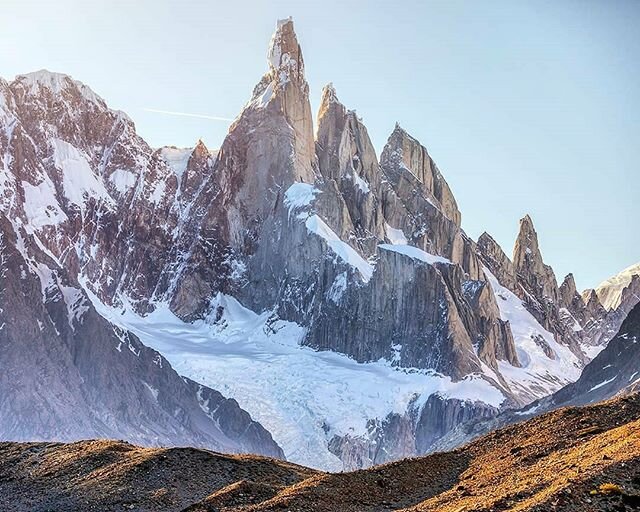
[143,108,234,122]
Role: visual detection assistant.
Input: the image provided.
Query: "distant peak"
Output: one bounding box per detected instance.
[560,273,577,295]
[13,69,104,105]
[520,214,534,227]
[17,69,69,80]
[516,213,537,238]
[584,288,600,305]
[267,17,304,83]
[193,138,209,158]
[320,82,338,104]
[388,123,422,149]
[478,231,495,244]
[15,70,72,91]
[513,213,544,265]
[317,83,344,119]
[276,16,293,29]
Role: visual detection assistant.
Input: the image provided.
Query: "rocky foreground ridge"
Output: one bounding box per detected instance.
[1,18,638,470]
[1,393,638,511]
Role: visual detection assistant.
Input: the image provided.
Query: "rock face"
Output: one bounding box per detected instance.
[315,83,385,252]
[513,215,559,305]
[327,394,498,471]
[477,232,517,291]
[381,124,461,227]
[0,19,632,470]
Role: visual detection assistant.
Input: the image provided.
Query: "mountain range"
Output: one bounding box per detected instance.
[0,18,638,471]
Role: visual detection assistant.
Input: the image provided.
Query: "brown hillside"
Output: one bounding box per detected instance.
[1,394,639,512]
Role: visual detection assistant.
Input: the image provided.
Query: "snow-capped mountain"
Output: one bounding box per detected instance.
[595,261,640,311]
[0,72,282,457]
[1,18,636,471]
[549,300,640,407]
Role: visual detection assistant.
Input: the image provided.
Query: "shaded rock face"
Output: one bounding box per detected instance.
[551,301,640,407]
[477,232,517,291]
[307,250,477,377]
[328,394,498,470]
[414,395,498,454]
[0,216,282,458]
[382,125,461,228]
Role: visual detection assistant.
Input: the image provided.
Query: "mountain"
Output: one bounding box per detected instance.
[1,18,636,470]
[1,393,638,511]
[431,301,640,454]
[477,221,640,394]
[546,301,640,407]
[0,75,281,457]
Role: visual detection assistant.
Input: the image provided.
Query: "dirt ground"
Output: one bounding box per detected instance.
[1,394,639,512]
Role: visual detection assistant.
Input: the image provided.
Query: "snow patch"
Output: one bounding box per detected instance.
[159,147,192,181]
[284,182,318,213]
[582,344,605,360]
[305,215,373,282]
[148,179,167,204]
[143,382,159,401]
[327,272,347,303]
[255,82,274,108]
[58,284,89,330]
[379,244,451,266]
[385,223,408,245]
[351,171,370,194]
[588,376,617,393]
[108,169,137,194]
[485,267,582,403]
[22,179,68,228]
[52,138,114,211]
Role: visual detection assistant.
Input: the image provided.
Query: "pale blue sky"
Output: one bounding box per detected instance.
[2,0,638,290]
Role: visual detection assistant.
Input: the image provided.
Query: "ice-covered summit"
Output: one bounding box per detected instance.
[14,69,104,105]
[596,261,640,311]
